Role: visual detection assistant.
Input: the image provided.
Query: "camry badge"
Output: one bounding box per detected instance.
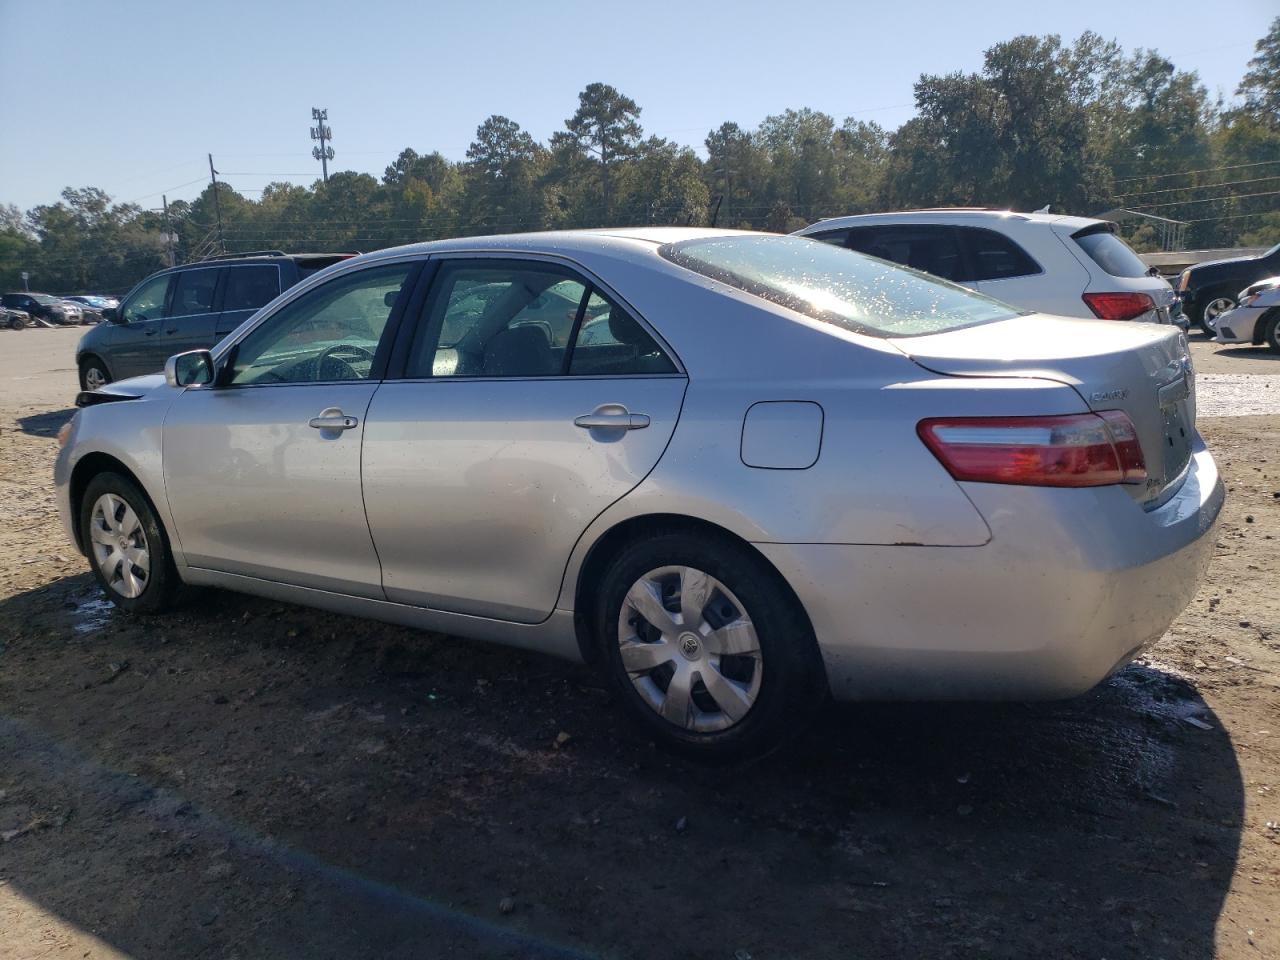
[1089,388,1129,402]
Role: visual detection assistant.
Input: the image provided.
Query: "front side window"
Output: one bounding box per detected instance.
[660,235,1022,338]
[223,265,281,312]
[122,274,172,324]
[228,263,414,385]
[960,228,1041,281]
[169,268,219,317]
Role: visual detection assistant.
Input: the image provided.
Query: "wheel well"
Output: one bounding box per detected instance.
[571,513,816,664]
[68,453,150,554]
[79,353,109,374]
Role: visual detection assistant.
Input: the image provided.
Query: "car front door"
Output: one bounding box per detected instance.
[161,266,222,362]
[162,260,420,598]
[362,257,687,623]
[112,273,174,378]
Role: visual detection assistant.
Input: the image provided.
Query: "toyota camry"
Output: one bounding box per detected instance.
[55,229,1224,759]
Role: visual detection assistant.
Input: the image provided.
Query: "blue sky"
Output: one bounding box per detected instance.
[0,0,1274,214]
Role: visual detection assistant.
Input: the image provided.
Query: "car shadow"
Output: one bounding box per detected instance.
[15,407,76,438]
[0,575,1244,959]
[1209,345,1280,364]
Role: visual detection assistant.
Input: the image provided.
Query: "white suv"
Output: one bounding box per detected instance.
[793,210,1181,326]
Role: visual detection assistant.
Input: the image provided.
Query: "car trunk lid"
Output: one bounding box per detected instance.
[890,314,1195,505]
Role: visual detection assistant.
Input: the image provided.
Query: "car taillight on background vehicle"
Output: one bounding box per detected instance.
[1081,292,1156,321]
[918,412,1147,488]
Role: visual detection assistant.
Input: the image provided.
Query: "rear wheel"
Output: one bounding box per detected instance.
[79,357,110,391]
[1199,294,1237,335]
[79,472,180,613]
[595,531,825,761]
[7,315,22,331]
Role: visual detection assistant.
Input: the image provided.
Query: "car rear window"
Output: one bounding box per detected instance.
[1072,228,1149,279]
[658,235,1022,338]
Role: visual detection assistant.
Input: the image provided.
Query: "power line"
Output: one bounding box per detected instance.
[1111,159,1280,184]
[1131,188,1280,211]
[1112,174,1280,200]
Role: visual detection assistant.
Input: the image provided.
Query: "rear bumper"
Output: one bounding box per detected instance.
[1211,305,1264,344]
[760,437,1223,701]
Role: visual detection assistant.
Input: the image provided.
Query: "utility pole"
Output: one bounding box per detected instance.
[162,195,178,266]
[207,154,225,253]
[310,108,334,182]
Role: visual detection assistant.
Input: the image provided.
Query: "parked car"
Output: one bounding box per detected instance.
[64,295,119,323]
[3,307,30,330]
[1207,275,1280,352]
[56,229,1222,760]
[1,292,82,325]
[793,210,1182,327]
[1177,242,1280,333]
[75,251,356,390]
[61,298,102,324]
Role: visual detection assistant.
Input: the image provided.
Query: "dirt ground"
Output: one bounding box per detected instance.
[1,327,1277,959]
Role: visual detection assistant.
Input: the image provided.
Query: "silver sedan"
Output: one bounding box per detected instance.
[55,229,1224,760]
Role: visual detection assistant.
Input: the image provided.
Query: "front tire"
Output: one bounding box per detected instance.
[79,357,111,391]
[79,472,180,613]
[1198,294,1237,335]
[1264,311,1280,355]
[595,530,825,761]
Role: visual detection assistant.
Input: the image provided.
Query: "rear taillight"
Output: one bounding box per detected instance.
[918,412,1148,488]
[1082,292,1156,321]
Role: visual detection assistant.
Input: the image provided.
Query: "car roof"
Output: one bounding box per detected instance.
[797,210,1103,233]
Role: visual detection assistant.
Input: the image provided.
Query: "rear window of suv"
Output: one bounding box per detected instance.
[658,235,1022,338]
[1072,227,1149,279]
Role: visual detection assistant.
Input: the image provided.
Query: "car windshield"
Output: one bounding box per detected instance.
[658,234,1022,337]
[31,295,60,305]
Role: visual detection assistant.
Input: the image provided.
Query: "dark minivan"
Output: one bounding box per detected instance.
[75,251,355,390]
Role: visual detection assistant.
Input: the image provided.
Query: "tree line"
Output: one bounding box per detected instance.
[3,20,1278,295]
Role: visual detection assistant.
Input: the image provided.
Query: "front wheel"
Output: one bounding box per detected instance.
[1199,295,1237,335]
[596,531,825,761]
[79,472,181,613]
[79,357,111,391]
[7,315,22,331]
[1264,311,1280,355]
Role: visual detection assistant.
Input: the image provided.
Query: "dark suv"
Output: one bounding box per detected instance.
[2,292,82,325]
[75,251,355,390]
[1178,241,1280,333]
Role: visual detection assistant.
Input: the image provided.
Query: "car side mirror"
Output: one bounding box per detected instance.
[103,306,123,323]
[165,349,215,388]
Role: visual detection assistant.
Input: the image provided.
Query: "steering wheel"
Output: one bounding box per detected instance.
[316,343,375,380]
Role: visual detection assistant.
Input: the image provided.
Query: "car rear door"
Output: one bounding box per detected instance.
[162,259,421,597]
[361,256,687,623]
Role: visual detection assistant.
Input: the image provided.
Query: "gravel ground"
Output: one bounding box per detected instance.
[1,326,1277,959]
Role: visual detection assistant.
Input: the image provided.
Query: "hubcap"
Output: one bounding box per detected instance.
[617,565,762,733]
[89,493,150,599]
[84,366,106,390]
[1205,297,1235,322]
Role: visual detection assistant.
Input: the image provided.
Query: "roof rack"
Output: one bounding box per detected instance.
[197,249,288,263]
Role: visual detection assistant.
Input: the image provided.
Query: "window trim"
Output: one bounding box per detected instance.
[212,259,424,391]
[386,251,685,382]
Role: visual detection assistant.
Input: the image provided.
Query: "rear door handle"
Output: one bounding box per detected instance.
[308,407,359,431]
[574,409,650,431]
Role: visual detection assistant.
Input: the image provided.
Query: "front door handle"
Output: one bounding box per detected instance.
[308,407,359,431]
[574,404,649,431]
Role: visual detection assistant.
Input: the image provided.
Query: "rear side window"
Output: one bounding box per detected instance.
[1073,228,1149,279]
[660,235,1021,338]
[808,228,849,247]
[845,225,966,282]
[568,290,676,376]
[169,268,218,316]
[959,228,1041,281]
[223,265,281,312]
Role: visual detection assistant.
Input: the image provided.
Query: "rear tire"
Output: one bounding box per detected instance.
[79,357,111,391]
[79,472,181,614]
[595,530,826,762]
[7,316,22,331]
